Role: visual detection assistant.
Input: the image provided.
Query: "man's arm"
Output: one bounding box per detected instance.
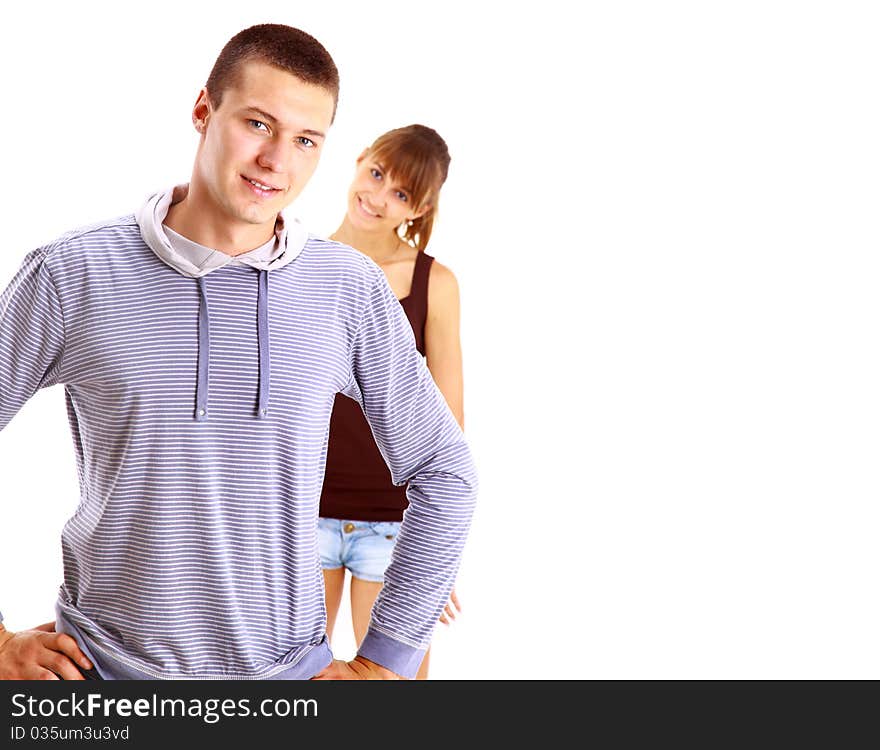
[338,265,478,679]
[0,247,66,429]
[0,247,84,679]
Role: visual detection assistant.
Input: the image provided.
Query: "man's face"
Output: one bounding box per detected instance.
[192,60,335,230]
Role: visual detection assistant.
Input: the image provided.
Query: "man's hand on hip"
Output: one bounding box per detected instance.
[0,624,93,680]
[311,655,401,680]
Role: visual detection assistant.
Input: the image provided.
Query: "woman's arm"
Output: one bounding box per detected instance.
[424,261,465,429]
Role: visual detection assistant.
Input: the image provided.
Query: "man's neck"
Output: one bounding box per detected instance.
[164,187,276,257]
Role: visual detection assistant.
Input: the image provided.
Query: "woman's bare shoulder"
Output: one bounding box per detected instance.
[427,258,460,313]
[427,257,458,284]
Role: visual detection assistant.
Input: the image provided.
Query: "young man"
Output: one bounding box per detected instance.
[0,24,477,680]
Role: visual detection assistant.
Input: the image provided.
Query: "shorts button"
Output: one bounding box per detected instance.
[343,522,355,534]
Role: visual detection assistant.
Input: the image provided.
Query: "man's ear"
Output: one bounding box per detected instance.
[192,87,213,135]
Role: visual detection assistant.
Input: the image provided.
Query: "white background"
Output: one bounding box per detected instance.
[1,1,878,678]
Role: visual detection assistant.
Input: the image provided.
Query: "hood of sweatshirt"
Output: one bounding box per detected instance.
[136,184,310,422]
[136,183,309,276]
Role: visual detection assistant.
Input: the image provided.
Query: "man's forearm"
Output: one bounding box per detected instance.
[358,436,478,677]
[348,270,478,678]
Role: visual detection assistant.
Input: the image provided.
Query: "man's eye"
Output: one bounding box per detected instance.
[298,137,316,148]
[249,120,268,132]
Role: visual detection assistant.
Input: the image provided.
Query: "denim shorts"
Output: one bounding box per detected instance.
[318,517,400,583]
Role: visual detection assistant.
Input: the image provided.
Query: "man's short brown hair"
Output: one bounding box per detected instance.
[206,24,340,121]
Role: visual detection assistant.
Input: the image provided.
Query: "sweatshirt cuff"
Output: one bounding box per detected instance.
[357,627,427,680]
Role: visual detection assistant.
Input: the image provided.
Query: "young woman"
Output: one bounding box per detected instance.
[318,124,464,679]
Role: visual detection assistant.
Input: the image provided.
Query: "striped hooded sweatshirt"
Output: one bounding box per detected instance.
[0,185,477,679]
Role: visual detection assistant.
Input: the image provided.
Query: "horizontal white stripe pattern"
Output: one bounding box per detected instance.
[0,215,477,677]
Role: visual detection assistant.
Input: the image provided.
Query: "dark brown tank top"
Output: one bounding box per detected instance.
[319,251,435,521]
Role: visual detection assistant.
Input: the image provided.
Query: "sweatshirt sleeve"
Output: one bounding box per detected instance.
[341,268,478,679]
[0,248,66,432]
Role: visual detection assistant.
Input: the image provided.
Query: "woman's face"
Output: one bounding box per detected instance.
[345,152,426,233]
